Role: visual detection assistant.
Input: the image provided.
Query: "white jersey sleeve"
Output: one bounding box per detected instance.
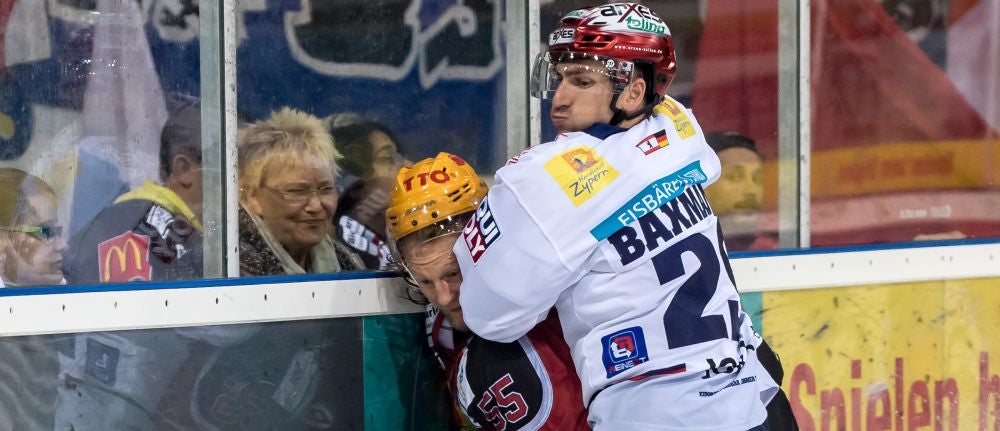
[454,180,582,343]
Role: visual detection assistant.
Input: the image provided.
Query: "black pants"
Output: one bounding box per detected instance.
[757,340,800,431]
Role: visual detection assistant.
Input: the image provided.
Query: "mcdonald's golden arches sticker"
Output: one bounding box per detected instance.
[98,231,152,282]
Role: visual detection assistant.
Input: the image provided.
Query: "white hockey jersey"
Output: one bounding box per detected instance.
[455,97,777,430]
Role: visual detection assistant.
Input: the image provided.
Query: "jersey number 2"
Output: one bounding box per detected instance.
[652,232,740,349]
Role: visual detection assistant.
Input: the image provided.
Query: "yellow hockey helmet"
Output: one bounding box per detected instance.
[386,152,487,262]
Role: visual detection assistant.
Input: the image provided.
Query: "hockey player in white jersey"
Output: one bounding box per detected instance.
[454,3,779,430]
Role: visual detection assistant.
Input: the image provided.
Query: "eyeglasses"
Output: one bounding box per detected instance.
[0,225,63,243]
[263,185,338,205]
[373,151,405,167]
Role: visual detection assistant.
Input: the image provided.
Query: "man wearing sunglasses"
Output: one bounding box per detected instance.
[0,168,66,287]
[62,102,204,284]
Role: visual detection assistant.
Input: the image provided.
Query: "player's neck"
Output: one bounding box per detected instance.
[617,115,646,130]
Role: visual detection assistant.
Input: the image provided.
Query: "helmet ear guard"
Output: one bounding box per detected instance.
[633,59,665,106]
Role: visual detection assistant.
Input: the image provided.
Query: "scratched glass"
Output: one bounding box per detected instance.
[541,0,1000,251]
[0,0,209,288]
[236,0,510,275]
[805,0,1000,246]
[0,315,451,430]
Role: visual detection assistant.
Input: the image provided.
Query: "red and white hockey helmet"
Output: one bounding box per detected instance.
[531,3,677,103]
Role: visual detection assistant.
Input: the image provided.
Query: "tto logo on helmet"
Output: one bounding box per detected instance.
[402,169,453,191]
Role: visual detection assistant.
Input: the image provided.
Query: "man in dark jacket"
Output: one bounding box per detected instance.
[54,102,221,430]
[62,102,204,284]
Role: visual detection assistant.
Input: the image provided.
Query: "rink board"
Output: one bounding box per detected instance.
[756,277,1000,430]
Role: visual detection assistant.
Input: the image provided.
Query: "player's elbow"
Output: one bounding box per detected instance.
[458,280,539,342]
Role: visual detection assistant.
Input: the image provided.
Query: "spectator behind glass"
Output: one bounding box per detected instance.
[54,101,271,431]
[0,168,65,287]
[326,114,412,191]
[62,102,204,284]
[705,132,778,251]
[326,114,412,269]
[238,108,363,276]
[0,169,67,431]
[334,176,395,269]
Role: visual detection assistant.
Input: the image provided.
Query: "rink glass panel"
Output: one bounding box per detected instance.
[0,0,213,287]
[805,0,1000,247]
[0,0,998,428]
[234,0,508,277]
[0,0,511,284]
[3,1,992,281]
[542,0,1000,252]
[0,313,451,430]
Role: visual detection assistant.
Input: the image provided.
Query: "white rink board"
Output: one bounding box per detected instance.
[0,275,422,337]
[1,242,999,337]
[731,241,1000,292]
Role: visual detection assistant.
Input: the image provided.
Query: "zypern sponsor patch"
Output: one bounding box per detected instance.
[654,98,695,139]
[544,146,619,207]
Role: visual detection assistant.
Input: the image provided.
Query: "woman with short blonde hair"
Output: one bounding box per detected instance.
[238,108,341,201]
[237,108,361,276]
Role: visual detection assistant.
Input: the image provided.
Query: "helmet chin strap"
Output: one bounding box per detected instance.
[608,93,659,127]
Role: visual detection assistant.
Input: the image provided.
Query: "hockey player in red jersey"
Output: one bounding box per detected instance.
[386,152,590,431]
[454,3,783,430]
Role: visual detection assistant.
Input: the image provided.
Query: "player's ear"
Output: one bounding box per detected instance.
[620,77,647,112]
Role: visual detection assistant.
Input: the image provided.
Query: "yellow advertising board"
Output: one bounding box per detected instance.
[761,278,1000,430]
[760,139,1000,208]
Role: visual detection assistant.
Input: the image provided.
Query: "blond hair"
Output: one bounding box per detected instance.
[238,108,342,202]
[0,168,56,253]
[0,168,55,227]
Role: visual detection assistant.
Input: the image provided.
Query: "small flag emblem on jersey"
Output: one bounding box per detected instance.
[601,326,649,378]
[636,129,669,155]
